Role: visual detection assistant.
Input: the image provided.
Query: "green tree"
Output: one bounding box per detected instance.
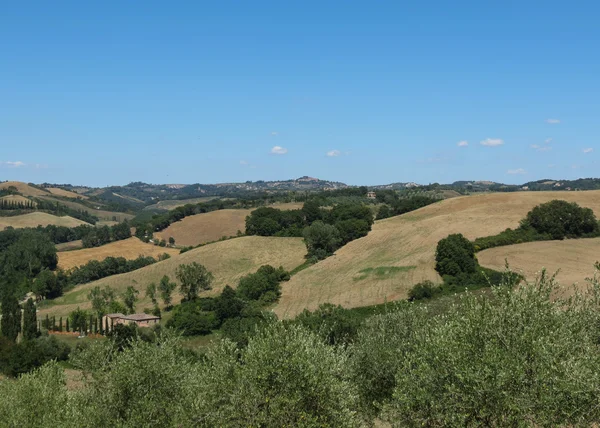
[176,263,214,302]
[524,199,599,239]
[303,220,341,260]
[0,293,21,342]
[158,275,177,308]
[146,282,158,305]
[87,286,116,316]
[168,236,175,246]
[122,286,139,314]
[376,204,392,220]
[22,298,38,341]
[435,233,478,277]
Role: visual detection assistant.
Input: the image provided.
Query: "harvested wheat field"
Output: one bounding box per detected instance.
[0,181,49,197]
[40,236,306,317]
[274,190,600,318]
[56,240,84,252]
[155,203,306,247]
[478,238,600,288]
[0,194,36,206]
[46,187,88,199]
[57,237,180,270]
[0,212,90,229]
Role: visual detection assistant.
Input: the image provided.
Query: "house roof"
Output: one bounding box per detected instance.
[122,313,161,321]
[105,313,125,318]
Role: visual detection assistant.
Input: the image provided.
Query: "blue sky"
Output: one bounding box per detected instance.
[1,1,598,187]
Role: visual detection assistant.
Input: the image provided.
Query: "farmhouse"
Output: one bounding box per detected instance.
[102,313,160,330]
[367,191,376,199]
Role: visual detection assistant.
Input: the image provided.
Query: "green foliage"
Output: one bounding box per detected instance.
[166,302,219,336]
[473,200,600,251]
[158,275,177,308]
[88,285,117,316]
[303,220,341,260]
[294,303,361,346]
[407,280,437,301]
[525,199,599,239]
[122,286,139,314]
[435,233,477,277]
[22,298,38,341]
[0,229,57,279]
[376,204,392,220]
[69,255,157,285]
[0,335,70,377]
[237,265,289,302]
[176,262,214,302]
[69,308,89,333]
[0,293,21,342]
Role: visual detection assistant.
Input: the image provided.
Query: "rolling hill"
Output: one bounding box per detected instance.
[39,236,306,317]
[57,237,180,271]
[273,190,600,318]
[45,187,88,199]
[0,212,91,229]
[0,181,50,197]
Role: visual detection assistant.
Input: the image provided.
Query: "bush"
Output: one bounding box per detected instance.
[166,302,218,336]
[407,280,437,301]
[435,233,477,277]
[524,199,599,239]
[0,335,70,377]
[303,221,341,260]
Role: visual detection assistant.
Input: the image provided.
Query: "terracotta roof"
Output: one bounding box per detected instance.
[105,313,125,318]
[122,313,160,321]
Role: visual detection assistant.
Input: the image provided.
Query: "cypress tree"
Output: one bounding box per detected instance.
[52,315,56,332]
[22,298,38,340]
[89,315,93,333]
[59,316,63,332]
[0,293,21,342]
[45,314,50,330]
[66,318,70,332]
[94,317,98,334]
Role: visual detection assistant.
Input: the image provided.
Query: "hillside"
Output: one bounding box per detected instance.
[0,212,90,229]
[154,203,305,247]
[274,190,600,318]
[45,187,88,199]
[0,181,49,197]
[478,238,600,289]
[57,237,180,270]
[40,236,306,317]
[35,196,134,222]
[0,194,36,206]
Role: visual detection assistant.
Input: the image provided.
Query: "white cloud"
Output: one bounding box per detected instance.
[326,150,341,157]
[457,140,469,147]
[583,148,594,154]
[545,138,553,144]
[480,138,504,147]
[270,146,288,155]
[507,168,526,175]
[546,119,560,124]
[1,161,26,168]
[271,131,278,136]
[239,160,249,165]
[531,144,551,152]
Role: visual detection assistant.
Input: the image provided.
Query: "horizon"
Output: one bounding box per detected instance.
[1,2,599,187]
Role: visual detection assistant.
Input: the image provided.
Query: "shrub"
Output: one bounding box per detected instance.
[435,233,478,277]
[407,280,437,301]
[524,199,599,239]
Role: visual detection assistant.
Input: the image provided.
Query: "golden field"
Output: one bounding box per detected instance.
[0,212,90,229]
[40,236,306,317]
[274,190,600,318]
[57,237,180,270]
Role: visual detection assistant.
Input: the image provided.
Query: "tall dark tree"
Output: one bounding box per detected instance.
[22,298,38,341]
[176,263,214,302]
[0,293,21,342]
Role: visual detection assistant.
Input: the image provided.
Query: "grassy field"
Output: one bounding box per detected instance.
[155,203,305,247]
[274,190,600,318]
[478,238,600,289]
[36,196,135,222]
[46,187,88,199]
[39,236,306,318]
[0,181,50,197]
[57,237,180,270]
[0,212,90,229]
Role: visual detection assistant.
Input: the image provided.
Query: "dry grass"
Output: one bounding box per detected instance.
[274,190,600,318]
[143,197,219,211]
[46,187,88,199]
[0,212,90,229]
[155,203,304,247]
[40,236,306,317]
[0,181,49,197]
[57,237,180,270]
[0,194,36,206]
[478,238,600,289]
